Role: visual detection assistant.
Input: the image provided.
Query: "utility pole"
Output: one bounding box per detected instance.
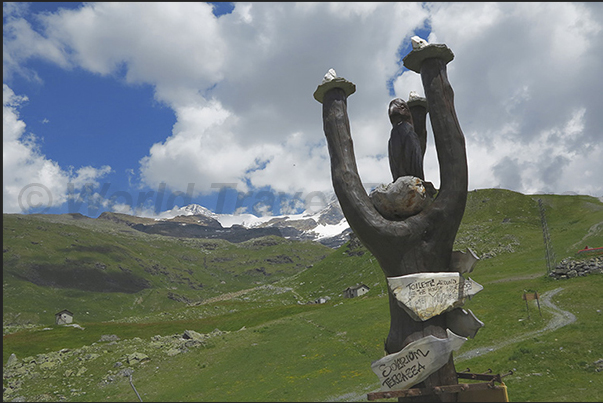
[538,198,555,273]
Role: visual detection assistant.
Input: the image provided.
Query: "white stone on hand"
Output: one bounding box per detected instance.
[313,68,356,103]
[408,91,422,102]
[323,68,337,83]
[411,35,429,49]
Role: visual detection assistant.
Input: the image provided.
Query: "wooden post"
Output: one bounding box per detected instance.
[535,291,542,317]
[523,292,531,321]
[522,291,541,319]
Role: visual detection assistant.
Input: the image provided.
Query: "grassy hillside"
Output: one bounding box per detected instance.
[2,213,331,326]
[3,189,603,402]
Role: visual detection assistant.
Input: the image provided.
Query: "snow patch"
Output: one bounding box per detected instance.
[215,213,274,228]
[312,219,349,239]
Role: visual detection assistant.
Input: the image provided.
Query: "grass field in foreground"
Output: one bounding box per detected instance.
[3,273,601,402]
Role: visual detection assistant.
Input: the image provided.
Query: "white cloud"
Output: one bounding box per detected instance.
[6,3,428,197]
[3,7,71,82]
[3,84,111,213]
[245,132,331,194]
[3,2,603,210]
[466,107,602,195]
[3,2,29,18]
[424,2,603,196]
[41,2,225,106]
[138,99,263,193]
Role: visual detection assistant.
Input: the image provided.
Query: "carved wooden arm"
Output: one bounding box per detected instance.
[321,88,418,262]
[413,51,468,255]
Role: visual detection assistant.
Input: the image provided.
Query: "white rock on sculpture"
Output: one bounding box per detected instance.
[408,91,422,102]
[369,176,431,220]
[313,68,356,103]
[322,68,337,83]
[411,36,429,49]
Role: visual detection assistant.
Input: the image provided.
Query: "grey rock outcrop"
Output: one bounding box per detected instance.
[126,352,149,365]
[99,334,120,342]
[182,330,204,341]
[548,256,602,279]
[7,353,18,367]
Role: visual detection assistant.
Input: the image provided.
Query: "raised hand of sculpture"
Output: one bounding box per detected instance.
[314,38,474,402]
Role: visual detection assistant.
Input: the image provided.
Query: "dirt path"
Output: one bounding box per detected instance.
[193,286,264,305]
[327,287,575,401]
[195,284,303,305]
[455,287,575,361]
[486,272,543,284]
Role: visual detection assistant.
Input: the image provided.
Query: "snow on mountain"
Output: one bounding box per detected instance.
[154,204,219,220]
[311,218,350,240]
[216,212,277,228]
[151,199,352,248]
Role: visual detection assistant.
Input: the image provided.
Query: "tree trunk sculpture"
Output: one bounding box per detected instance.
[315,43,467,402]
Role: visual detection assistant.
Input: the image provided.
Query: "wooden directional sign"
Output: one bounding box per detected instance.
[522,291,542,319]
[522,291,539,301]
[387,272,483,321]
[371,329,467,392]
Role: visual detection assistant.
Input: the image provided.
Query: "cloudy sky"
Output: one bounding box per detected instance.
[4,2,602,218]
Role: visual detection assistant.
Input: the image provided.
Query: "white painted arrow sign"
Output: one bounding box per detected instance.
[371,329,467,391]
[387,272,483,321]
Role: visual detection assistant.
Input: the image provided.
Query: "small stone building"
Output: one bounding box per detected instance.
[55,309,74,325]
[343,283,370,298]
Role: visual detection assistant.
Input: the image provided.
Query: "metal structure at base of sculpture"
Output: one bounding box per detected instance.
[367,369,512,402]
[314,36,498,400]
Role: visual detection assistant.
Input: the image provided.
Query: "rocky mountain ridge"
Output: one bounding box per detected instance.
[105,199,352,248]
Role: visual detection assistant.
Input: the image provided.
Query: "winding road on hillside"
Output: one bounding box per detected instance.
[329,287,576,402]
[454,287,576,361]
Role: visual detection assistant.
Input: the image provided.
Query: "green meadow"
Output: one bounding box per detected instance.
[3,189,603,402]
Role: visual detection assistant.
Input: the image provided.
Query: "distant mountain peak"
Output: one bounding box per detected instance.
[144,197,351,248]
[180,203,218,217]
[156,203,218,221]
